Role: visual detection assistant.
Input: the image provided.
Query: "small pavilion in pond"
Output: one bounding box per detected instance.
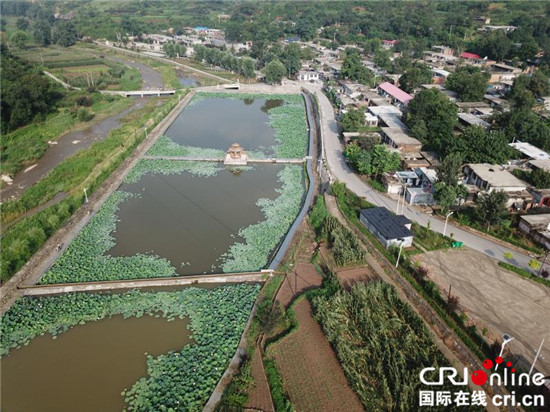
[224,143,248,165]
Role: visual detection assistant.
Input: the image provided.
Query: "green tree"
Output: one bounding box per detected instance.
[341,48,371,84]
[341,108,364,132]
[405,88,458,148]
[529,70,549,97]
[434,183,458,213]
[369,144,401,176]
[374,49,392,71]
[344,141,362,166]
[9,31,30,49]
[476,30,513,61]
[435,152,463,188]
[51,20,77,47]
[241,58,255,79]
[32,19,51,46]
[15,17,29,31]
[495,109,550,151]
[475,191,509,230]
[444,126,512,165]
[398,65,432,93]
[263,59,285,85]
[530,168,550,189]
[282,42,301,77]
[446,67,490,102]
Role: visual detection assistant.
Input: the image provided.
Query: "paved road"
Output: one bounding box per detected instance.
[311,87,539,273]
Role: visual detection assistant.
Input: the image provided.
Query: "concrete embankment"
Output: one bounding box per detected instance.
[142,155,305,164]
[19,272,268,296]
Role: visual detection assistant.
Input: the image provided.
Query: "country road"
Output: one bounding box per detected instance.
[310,86,542,273]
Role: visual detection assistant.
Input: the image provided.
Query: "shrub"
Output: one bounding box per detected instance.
[75,95,93,107]
[77,107,94,122]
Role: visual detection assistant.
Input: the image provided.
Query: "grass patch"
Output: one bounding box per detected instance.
[411,222,453,251]
[157,65,182,89]
[449,207,544,255]
[498,262,550,287]
[364,176,385,192]
[1,95,132,176]
[264,358,294,412]
[117,66,142,90]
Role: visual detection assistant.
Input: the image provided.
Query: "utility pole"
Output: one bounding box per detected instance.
[83,188,89,203]
[529,338,545,376]
[444,211,454,237]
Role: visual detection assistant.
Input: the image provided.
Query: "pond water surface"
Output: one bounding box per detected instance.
[164,97,284,154]
[1,314,191,412]
[109,164,283,274]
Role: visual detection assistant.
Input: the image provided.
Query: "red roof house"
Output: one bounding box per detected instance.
[377,82,413,107]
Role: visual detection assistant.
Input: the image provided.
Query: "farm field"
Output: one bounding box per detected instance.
[312,281,480,411]
[270,299,364,412]
[420,248,550,375]
[15,45,143,90]
[335,266,377,289]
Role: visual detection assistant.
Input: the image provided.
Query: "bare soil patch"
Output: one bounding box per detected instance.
[336,266,376,290]
[270,299,363,412]
[275,263,322,309]
[419,248,550,375]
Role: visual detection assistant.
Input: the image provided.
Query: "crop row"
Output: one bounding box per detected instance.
[39,191,176,284]
[1,284,261,411]
[312,281,481,411]
[221,165,305,272]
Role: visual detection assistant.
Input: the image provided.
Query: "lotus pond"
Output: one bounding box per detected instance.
[1,283,260,411]
[160,93,308,159]
[40,161,305,283]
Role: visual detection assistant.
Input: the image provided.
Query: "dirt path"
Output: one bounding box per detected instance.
[421,249,550,375]
[270,299,364,412]
[0,91,195,314]
[245,348,275,412]
[275,263,322,309]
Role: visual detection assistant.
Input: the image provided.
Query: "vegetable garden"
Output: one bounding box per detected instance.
[1,284,260,411]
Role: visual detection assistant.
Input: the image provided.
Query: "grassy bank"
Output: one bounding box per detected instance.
[1,94,133,176]
[1,92,186,281]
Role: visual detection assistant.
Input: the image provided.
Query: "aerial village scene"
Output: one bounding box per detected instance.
[0,1,549,411]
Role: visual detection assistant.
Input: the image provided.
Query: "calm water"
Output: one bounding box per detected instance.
[108,164,283,274]
[1,314,191,412]
[164,98,284,154]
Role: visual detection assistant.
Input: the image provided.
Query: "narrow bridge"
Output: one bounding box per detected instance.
[18,271,270,296]
[100,89,177,97]
[43,71,176,97]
